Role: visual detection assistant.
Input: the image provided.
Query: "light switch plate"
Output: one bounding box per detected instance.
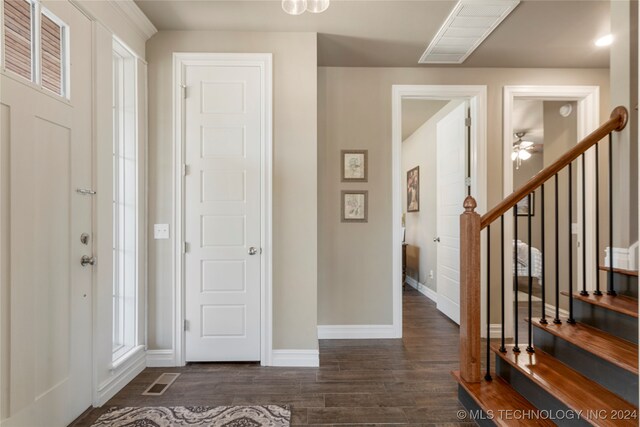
[154,224,170,239]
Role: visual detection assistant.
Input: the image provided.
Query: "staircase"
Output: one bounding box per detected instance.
[453,107,639,426]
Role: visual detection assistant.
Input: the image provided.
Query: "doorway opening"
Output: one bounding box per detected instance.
[391,85,488,336]
[502,85,599,341]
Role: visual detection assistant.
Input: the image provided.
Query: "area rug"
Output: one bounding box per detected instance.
[90,405,291,427]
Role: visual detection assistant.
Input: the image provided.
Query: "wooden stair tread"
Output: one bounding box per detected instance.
[561,291,638,318]
[599,266,639,277]
[492,345,638,427]
[530,318,638,374]
[452,371,555,427]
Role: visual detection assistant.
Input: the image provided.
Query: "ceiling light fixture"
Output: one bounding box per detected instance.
[595,34,613,47]
[282,0,307,15]
[282,0,329,15]
[306,0,330,13]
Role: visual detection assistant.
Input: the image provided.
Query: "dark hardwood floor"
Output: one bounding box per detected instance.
[71,287,475,426]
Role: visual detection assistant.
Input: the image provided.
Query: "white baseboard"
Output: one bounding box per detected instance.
[629,241,638,270]
[270,350,319,367]
[317,324,397,339]
[405,277,438,303]
[95,346,146,406]
[146,349,176,367]
[605,246,634,270]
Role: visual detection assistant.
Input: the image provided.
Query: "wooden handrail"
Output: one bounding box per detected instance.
[480,106,629,229]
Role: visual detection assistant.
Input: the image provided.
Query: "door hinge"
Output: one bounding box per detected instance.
[183,164,190,176]
[184,319,189,331]
[465,117,471,127]
[183,241,190,253]
[181,84,187,99]
[465,177,472,187]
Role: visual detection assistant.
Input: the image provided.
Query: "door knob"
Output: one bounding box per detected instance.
[434,237,440,243]
[248,247,258,255]
[81,255,96,266]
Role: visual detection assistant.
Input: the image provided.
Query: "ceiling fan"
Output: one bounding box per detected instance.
[511,131,538,169]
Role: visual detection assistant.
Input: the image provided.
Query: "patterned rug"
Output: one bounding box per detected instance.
[90,405,291,427]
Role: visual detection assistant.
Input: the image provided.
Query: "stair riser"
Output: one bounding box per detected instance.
[605,272,638,299]
[573,299,638,344]
[533,327,639,406]
[457,386,498,427]
[496,357,592,427]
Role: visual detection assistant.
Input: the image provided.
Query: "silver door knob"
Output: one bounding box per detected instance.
[433,237,440,242]
[81,255,96,266]
[248,247,258,255]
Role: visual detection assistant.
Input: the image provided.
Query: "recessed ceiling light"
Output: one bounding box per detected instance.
[595,34,613,47]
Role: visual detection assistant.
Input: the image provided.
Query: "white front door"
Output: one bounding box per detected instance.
[436,101,468,324]
[184,62,263,362]
[0,2,93,425]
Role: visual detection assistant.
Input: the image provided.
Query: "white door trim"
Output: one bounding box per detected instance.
[503,85,599,338]
[173,53,273,366]
[391,85,488,338]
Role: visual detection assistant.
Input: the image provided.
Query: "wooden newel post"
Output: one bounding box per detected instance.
[460,195,481,383]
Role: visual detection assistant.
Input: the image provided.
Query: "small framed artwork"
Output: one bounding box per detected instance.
[407,166,419,212]
[341,190,368,223]
[516,193,535,216]
[341,150,368,182]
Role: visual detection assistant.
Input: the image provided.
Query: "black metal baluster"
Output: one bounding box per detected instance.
[608,133,616,296]
[568,163,576,324]
[485,225,492,381]
[526,193,534,353]
[580,154,588,296]
[554,174,561,324]
[594,144,602,296]
[500,215,506,352]
[513,206,520,353]
[540,185,548,324]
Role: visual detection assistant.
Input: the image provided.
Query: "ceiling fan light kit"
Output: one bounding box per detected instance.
[512,131,536,169]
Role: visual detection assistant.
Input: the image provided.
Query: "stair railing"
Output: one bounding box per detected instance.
[459,106,629,383]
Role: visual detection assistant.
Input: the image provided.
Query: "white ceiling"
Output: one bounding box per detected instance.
[135,0,611,68]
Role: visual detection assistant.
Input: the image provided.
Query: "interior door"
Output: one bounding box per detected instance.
[0,2,93,426]
[184,61,262,362]
[436,101,468,324]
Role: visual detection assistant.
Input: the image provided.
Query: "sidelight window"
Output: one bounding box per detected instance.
[112,38,138,361]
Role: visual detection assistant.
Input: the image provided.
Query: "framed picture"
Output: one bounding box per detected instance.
[516,193,535,216]
[407,166,419,212]
[341,190,368,223]
[341,150,368,182]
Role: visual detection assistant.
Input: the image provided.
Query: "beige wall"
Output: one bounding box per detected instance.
[541,101,578,309]
[401,100,462,291]
[610,0,638,247]
[318,66,610,326]
[146,31,319,351]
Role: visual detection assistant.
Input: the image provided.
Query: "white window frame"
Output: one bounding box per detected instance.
[111,37,139,363]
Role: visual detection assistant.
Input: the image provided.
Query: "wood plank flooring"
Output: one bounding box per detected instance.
[71,287,475,426]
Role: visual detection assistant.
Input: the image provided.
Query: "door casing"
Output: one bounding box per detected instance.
[173,52,273,366]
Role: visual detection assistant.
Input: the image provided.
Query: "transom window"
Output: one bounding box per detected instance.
[2,0,68,97]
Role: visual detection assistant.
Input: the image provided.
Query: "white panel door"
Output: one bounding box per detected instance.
[0,2,93,426]
[184,63,262,361]
[436,102,468,325]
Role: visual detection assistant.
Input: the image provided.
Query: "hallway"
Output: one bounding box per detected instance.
[72,288,469,426]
